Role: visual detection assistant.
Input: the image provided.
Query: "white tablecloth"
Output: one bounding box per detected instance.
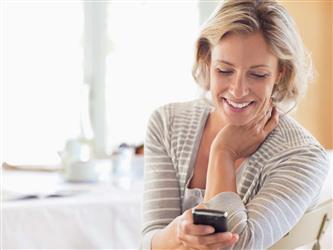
[1,151,332,249]
[1,169,143,249]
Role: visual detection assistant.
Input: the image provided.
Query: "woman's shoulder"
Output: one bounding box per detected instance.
[150,98,210,123]
[258,114,328,165]
[273,114,322,148]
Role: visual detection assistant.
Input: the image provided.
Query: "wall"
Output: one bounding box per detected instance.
[282,1,333,149]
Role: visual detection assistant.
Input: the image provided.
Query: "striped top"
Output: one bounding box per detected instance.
[141,99,329,249]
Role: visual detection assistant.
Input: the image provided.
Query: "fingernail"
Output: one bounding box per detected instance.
[224,232,232,237]
[206,227,215,234]
[233,234,239,240]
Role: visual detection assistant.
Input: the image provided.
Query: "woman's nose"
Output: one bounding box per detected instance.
[229,75,249,98]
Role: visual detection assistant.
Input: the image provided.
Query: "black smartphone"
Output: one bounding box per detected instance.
[192,208,228,233]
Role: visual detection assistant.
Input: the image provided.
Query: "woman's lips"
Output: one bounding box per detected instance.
[222,97,255,113]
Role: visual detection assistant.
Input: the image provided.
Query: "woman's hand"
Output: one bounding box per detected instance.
[176,205,239,250]
[211,98,279,162]
[204,98,279,200]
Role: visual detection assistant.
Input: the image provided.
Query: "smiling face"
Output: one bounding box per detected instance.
[209,31,280,126]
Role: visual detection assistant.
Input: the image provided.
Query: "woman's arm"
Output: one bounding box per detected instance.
[204,145,329,249]
[202,104,329,249]
[142,106,239,249]
[204,150,237,202]
[205,101,278,201]
[152,206,239,250]
[141,107,182,249]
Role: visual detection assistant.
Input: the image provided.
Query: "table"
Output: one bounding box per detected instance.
[2,151,332,249]
[1,168,143,249]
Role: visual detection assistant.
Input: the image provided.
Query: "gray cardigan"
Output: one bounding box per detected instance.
[141,99,329,249]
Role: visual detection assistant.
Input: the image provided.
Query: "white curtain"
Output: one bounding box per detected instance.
[105,1,201,152]
[2,1,84,165]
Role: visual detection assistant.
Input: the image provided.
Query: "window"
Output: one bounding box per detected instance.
[2,2,84,165]
[2,1,208,164]
[105,1,201,152]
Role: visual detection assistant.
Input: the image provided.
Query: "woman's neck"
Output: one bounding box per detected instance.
[207,109,227,135]
[206,110,246,169]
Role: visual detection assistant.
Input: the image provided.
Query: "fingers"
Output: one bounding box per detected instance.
[207,233,239,248]
[180,209,213,236]
[255,106,273,131]
[248,97,271,126]
[180,232,239,250]
[178,208,239,249]
[181,220,215,236]
[263,107,279,134]
[202,232,236,245]
[252,106,279,139]
[181,204,211,235]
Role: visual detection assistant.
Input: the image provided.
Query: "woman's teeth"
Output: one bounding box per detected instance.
[225,98,252,109]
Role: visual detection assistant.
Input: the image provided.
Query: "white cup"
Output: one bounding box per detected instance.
[65,160,97,182]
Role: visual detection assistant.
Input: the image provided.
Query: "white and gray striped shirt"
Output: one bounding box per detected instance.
[141,99,329,249]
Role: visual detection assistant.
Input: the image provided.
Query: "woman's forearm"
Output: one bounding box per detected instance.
[204,150,237,202]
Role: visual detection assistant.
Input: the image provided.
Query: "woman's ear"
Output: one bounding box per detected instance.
[276,63,285,85]
[271,68,283,105]
[271,82,278,103]
[277,71,283,85]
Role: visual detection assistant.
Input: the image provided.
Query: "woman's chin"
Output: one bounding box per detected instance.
[217,109,253,126]
[222,116,249,126]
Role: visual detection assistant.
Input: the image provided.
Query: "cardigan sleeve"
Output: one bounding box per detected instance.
[205,144,329,249]
[140,107,181,249]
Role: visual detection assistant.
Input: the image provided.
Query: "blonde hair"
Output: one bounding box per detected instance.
[192,0,313,111]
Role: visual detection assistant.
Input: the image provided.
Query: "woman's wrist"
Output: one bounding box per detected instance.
[151,216,182,249]
[205,150,237,201]
[210,145,238,164]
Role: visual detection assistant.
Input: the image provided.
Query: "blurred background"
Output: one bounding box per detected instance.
[0,0,332,249]
[1,1,332,166]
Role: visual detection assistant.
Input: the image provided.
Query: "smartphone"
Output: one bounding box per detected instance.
[192,208,228,233]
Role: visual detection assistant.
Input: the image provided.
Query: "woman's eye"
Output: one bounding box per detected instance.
[251,73,268,78]
[217,69,233,75]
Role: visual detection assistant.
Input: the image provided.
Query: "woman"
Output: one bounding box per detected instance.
[141,0,329,249]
